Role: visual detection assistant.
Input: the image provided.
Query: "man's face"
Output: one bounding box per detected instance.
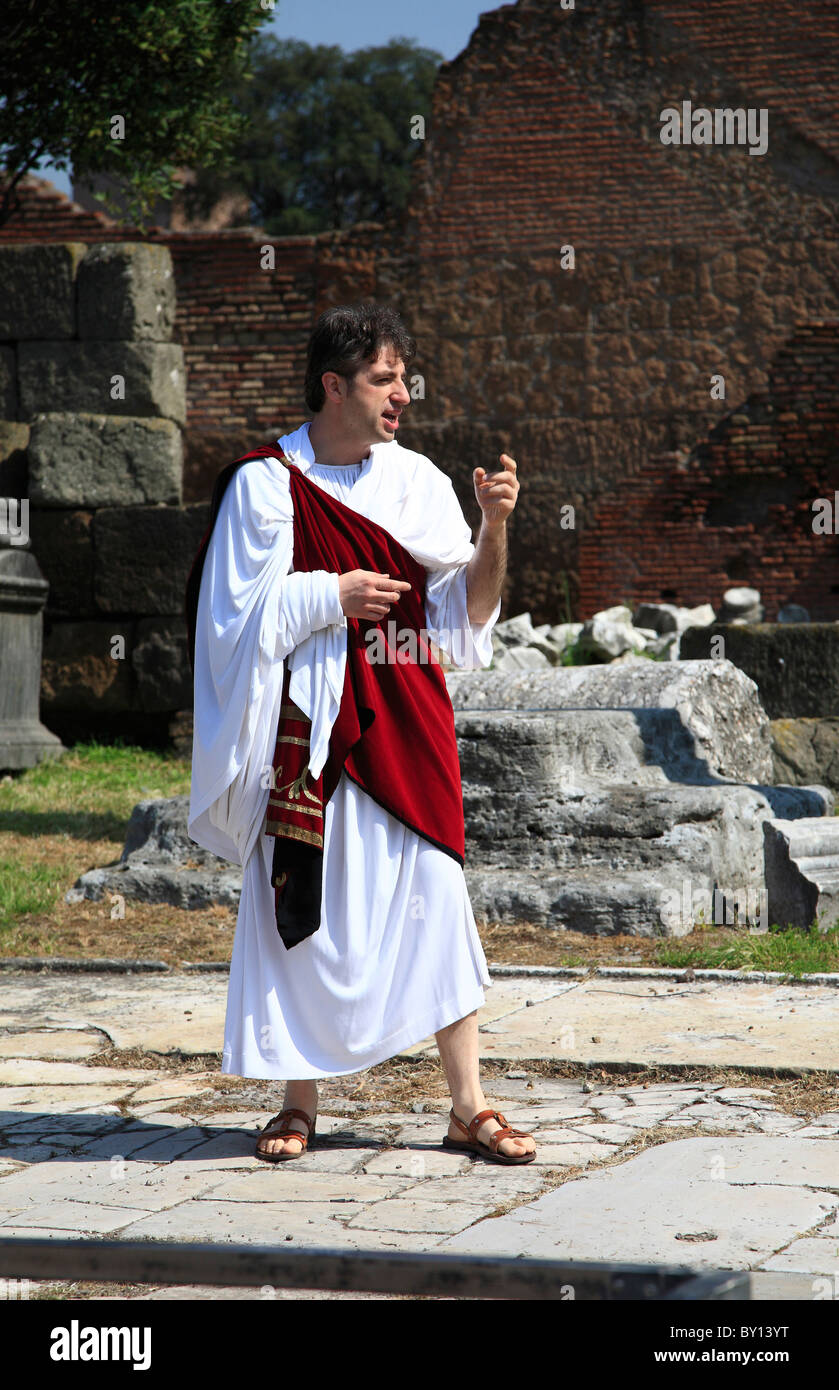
[340,346,411,446]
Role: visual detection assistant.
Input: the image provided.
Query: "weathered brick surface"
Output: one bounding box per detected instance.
[388,0,839,621]
[2,0,838,638]
[579,326,839,620]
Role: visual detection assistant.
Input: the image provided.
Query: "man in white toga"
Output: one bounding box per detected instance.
[187,302,535,1166]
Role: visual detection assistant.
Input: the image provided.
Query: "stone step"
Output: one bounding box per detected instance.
[793,857,839,881]
[456,707,703,787]
[774,816,839,859]
[764,817,839,932]
[449,659,776,783]
[463,778,826,902]
[463,864,736,938]
[455,706,831,816]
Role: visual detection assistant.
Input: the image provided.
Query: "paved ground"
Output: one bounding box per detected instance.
[2,962,838,1067]
[0,965,837,1300]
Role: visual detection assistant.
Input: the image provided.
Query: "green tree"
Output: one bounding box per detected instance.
[182,35,442,234]
[0,0,271,228]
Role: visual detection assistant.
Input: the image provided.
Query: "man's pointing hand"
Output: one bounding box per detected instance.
[474,453,520,528]
[339,569,412,620]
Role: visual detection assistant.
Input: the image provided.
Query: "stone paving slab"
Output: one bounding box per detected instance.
[0,973,229,1055]
[1,1087,836,1268]
[0,1030,102,1059]
[203,1171,413,1203]
[0,1060,152,1085]
[0,973,573,1058]
[3,968,839,1070]
[761,1239,839,1276]
[1,970,839,1298]
[344,1198,497,1235]
[0,1085,137,1111]
[396,979,580,1055]
[127,1075,219,1104]
[114,1201,373,1242]
[0,1201,156,1233]
[405,977,839,1071]
[438,1137,839,1272]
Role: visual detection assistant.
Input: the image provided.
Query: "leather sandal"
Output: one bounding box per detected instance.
[442,1107,536,1165]
[255,1107,317,1163]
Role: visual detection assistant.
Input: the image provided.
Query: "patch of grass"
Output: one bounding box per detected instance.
[30,1280,158,1301]
[0,856,65,928]
[0,741,192,942]
[480,919,839,977]
[655,920,839,977]
[0,893,237,959]
[0,739,190,842]
[559,637,592,666]
[1,744,837,976]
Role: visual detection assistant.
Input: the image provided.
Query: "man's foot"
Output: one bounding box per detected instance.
[257,1082,318,1157]
[447,1103,536,1159]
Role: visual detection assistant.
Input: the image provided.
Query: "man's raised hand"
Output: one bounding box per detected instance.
[338,569,412,620]
[474,453,520,528]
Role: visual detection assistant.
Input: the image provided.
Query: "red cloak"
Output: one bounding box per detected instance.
[185,446,466,949]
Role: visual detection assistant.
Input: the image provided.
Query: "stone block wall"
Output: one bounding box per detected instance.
[0,241,203,743]
[0,179,384,505]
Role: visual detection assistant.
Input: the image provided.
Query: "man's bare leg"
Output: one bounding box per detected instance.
[258,1078,318,1156]
[258,1012,537,1158]
[435,1010,535,1158]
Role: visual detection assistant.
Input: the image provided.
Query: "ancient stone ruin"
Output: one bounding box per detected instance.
[0,241,201,750]
[68,659,839,938]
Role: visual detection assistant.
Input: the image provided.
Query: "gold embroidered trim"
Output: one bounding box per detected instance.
[280,703,308,719]
[270,766,321,805]
[277,734,310,747]
[267,800,321,818]
[271,823,323,849]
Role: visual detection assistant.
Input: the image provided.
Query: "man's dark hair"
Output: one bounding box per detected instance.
[304,302,416,414]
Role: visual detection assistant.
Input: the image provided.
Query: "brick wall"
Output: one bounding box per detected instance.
[578,323,839,619]
[385,0,839,620]
[3,0,839,630]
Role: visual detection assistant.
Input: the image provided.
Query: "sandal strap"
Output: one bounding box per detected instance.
[450,1107,533,1152]
[450,1106,498,1139]
[469,1108,506,1141]
[261,1129,307,1146]
[451,1107,509,1142]
[261,1107,315,1139]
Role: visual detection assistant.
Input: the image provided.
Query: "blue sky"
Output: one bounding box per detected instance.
[265,0,486,60]
[34,0,490,197]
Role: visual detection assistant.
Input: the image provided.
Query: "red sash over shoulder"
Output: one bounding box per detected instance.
[185,446,466,950]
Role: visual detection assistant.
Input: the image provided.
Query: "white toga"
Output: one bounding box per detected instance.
[188,421,500,1078]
